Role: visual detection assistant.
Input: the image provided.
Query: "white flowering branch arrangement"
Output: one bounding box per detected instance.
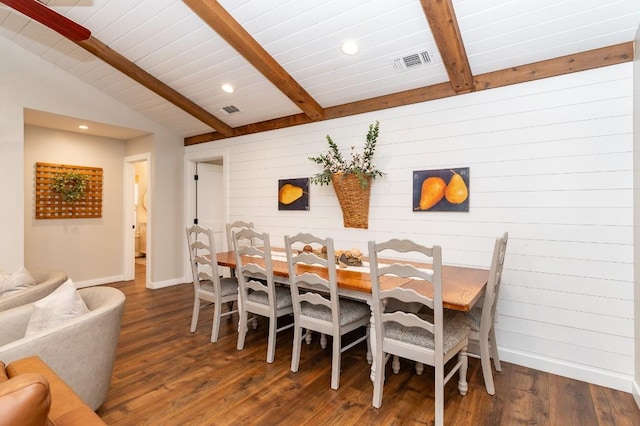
[309,121,384,188]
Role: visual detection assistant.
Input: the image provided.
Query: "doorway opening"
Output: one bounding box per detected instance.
[184,151,228,281]
[124,153,150,285]
[134,161,148,268]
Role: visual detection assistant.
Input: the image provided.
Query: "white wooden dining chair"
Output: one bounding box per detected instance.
[225,220,254,277]
[368,239,470,426]
[226,220,254,251]
[233,228,293,363]
[465,232,509,395]
[285,233,370,390]
[185,225,238,343]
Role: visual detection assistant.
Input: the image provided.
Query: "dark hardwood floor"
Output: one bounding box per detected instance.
[96,265,640,425]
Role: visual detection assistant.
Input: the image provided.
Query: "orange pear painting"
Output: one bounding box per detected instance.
[413,168,469,212]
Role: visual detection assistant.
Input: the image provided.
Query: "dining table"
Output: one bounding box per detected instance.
[216,249,488,311]
[216,249,489,380]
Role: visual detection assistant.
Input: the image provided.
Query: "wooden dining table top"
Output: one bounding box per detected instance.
[216,250,489,312]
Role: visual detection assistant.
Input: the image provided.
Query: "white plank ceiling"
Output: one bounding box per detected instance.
[1,0,638,140]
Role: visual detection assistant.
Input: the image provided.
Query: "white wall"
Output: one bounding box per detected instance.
[0,37,184,287]
[633,26,640,407]
[187,63,634,391]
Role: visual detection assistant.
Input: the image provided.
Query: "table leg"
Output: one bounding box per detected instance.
[369,302,376,382]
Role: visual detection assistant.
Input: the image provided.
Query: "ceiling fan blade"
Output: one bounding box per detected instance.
[1,0,90,41]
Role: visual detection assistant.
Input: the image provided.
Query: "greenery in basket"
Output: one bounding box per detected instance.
[308,121,384,189]
[51,171,89,202]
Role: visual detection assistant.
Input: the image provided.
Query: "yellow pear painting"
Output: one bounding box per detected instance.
[278,178,310,211]
[413,168,469,212]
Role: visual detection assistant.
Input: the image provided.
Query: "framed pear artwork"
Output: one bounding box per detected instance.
[413,167,469,212]
[278,178,309,211]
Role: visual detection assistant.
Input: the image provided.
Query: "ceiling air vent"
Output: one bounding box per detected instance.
[392,50,436,73]
[221,105,240,114]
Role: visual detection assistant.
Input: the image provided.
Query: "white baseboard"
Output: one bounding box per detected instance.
[147,277,186,289]
[500,347,633,393]
[74,275,124,288]
[74,275,188,290]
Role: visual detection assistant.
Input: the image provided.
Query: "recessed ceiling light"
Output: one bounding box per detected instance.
[78,125,89,130]
[341,40,358,56]
[221,83,234,93]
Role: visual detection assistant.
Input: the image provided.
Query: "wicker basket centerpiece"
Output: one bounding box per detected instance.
[309,121,384,229]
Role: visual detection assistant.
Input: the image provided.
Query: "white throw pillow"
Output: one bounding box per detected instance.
[0,266,37,296]
[24,279,89,337]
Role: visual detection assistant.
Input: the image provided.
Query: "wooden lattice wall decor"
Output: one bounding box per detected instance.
[35,162,103,219]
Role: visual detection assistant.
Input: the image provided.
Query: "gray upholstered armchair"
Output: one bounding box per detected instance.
[0,270,67,312]
[0,286,125,410]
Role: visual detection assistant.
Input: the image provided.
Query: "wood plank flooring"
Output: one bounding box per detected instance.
[96,266,640,425]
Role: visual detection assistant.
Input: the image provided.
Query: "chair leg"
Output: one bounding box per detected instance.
[237,309,248,351]
[392,356,400,374]
[458,350,469,396]
[320,333,327,349]
[415,362,424,376]
[211,302,221,343]
[490,328,501,371]
[190,297,200,333]
[372,358,385,407]
[479,338,495,395]
[365,327,372,365]
[266,315,277,364]
[330,335,341,390]
[227,301,234,320]
[291,325,302,373]
[435,364,444,426]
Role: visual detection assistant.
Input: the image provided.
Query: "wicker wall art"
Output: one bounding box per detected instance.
[35,162,103,219]
[331,172,371,229]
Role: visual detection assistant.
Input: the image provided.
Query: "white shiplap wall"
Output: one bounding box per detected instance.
[633,26,640,406]
[186,62,634,391]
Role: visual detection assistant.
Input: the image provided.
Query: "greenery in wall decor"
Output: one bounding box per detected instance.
[308,121,384,189]
[51,171,89,202]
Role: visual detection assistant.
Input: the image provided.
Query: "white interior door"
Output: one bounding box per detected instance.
[196,163,224,252]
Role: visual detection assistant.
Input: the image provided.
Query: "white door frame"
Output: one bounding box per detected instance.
[184,148,229,281]
[124,153,151,285]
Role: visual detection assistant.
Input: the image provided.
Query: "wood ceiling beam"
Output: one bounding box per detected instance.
[421,0,474,94]
[473,42,633,90]
[76,36,234,137]
[183,0,325,120]
[185,42,633,146]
